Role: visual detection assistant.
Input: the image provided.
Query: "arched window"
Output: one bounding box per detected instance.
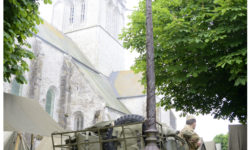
[105,2,120,38]
[11,79,22,96]
[74,112,84,130]
[80,0,85,23]
[45,87,55,117]
[69,5,74,24]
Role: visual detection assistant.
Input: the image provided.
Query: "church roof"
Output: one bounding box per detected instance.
[35,21,130,114]
[36,21,94,70]
[109,71,145,98]
[75,64,130,114]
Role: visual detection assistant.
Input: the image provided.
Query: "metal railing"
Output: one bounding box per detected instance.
[51,121,186,150]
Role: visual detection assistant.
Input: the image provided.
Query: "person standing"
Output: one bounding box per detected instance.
[179,115,201,150]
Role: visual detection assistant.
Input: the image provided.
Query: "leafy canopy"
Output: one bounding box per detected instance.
[120,0,247,123]
[4,0,51,84]
[213,134,228,150]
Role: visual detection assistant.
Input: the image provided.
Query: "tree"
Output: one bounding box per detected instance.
[213,134,228,150]
[120,0,247,123]
[4,0,51,84]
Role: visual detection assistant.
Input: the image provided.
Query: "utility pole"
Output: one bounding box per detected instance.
[145,0,159,149]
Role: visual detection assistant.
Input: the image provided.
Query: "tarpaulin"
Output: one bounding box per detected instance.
[4,131,29,150]
[4,93,64,136]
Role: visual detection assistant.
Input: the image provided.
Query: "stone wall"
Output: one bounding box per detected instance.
[65,27,99,70]
[57,0,127,76]
[96,26,125,75]
[52,0,100,33]
[65,25,126,76]
[4,34,124,131]
[66,61,107,129]
[119,96,147,117]
[28,39,44,101]
[105,107,126,121]
[35,37,64,123]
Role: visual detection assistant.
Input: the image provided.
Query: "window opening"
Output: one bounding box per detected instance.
[46,88,55,117]
[69,5,74,24]
[74,113,83,130]
[11,79,22,96]
[80,1,85,23]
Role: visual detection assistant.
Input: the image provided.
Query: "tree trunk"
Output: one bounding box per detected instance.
[145,0,159,149]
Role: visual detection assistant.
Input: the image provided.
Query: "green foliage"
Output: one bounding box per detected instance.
[213,133,228,150]
[4,0,51,84]
[120,0,247,123]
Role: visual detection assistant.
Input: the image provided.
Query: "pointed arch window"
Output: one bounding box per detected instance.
[45,87,55,117]
[105,3,112,33]
[69,5,74,24]
[105,3,120,38]
[11,79,22,96]
[74,112,84,130]
[80,0,85,23]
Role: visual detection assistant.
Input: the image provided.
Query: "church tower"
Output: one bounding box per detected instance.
[51,0,127,76]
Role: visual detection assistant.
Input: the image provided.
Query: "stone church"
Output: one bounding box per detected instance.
[4,0,176,134]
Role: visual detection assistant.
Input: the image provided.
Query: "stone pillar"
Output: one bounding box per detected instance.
[58,57,73,129]
[28,39,43,101]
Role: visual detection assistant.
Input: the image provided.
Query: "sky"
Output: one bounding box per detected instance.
[38,0,240,142]
[173,110,239,141]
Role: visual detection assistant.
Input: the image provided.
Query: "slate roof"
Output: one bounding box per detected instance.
[36,21,93,69]
[109,71,145,98]
[35,21,130,114]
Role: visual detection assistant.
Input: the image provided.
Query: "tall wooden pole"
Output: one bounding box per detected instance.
[145,0,159,149]
[30,134,34,150]
[14,133,21,150]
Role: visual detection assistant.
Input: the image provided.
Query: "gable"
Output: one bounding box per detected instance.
[35,21,130,114]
